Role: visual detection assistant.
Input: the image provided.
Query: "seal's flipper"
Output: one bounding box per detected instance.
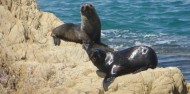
[82,43,89,50]
[82,40,91,50]
[103,74,111,91]
[53,37,61,46]
[103,74,116,91]
[82,40,94,53]
[103,78,109,91]
[103,65,119,91]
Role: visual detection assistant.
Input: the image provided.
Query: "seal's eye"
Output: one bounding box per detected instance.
[81,6,84,10]
[89,4,93,7]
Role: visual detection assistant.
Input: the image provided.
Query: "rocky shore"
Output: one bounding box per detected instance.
[0,0,190,94]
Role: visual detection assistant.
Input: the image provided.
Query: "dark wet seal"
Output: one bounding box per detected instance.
[84,44,158,91]
[51,3,107,47]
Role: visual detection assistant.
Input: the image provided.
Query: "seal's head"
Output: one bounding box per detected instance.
[89,49,103,62]
[80,3,96,18]
[88,48,107,72]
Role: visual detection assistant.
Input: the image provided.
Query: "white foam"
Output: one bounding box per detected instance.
[135,41,152,47]
[109,44,125,50]
[144,34,158,38]
[155,40,175,45]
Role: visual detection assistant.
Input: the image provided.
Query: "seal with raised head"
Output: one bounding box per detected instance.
[84,45,158,91]
[51,3,106,46]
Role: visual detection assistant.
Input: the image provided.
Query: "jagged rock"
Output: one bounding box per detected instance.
[0,0,189,94]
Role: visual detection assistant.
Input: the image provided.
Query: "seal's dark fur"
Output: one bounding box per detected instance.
[84,43,157,91]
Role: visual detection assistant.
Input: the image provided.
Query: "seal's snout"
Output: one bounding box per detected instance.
[81,6,84,11]
[81,3,94,13]
[89,49,99,59]
[86,4,93,9]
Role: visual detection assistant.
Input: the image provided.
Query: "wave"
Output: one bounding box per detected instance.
[101,29,190,54]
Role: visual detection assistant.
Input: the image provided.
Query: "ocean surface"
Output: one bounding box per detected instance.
[36,0,190,81]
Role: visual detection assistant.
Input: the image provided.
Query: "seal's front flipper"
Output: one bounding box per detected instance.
[103,65,119,91]
[53,37,61,46]
[82,40,90,50]
[82,40,94,51]
[103,74,113,91]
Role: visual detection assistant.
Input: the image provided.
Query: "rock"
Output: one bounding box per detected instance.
[109,67,188,94]
[0,0,189,94]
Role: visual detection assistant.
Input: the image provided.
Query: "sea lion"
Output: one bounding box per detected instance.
[80,3,101,44]
[51,3,106,46]
[83,45,158,91]
[51,23,88,45]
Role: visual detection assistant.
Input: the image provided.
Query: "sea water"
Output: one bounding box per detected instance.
[37,0,190,81]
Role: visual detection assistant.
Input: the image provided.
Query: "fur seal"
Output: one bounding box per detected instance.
[80,3,101,44]
[51,3,106,46]
[84,45,158,91]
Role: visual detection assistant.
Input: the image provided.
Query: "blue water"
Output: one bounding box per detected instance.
[37,0,190,81]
